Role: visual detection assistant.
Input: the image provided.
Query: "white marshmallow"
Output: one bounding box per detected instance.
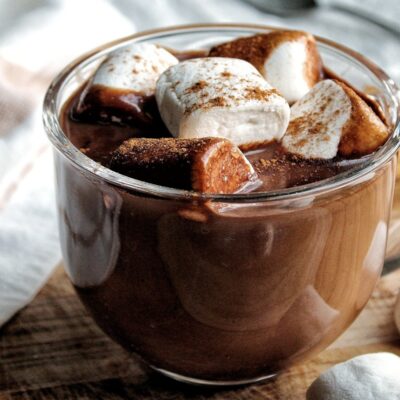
[281,79,389,159]
[263,39,318,103]
[155,57,290,148]
[92,43,178,96]
[282,80,350,159]
[209,31,322,103]
[307,353,400,400]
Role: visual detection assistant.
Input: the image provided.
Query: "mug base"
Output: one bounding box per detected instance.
[151,365,277,386]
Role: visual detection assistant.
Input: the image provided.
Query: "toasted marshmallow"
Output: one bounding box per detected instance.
[73,43,178,125]
[155,57,290,149]
[109,137,258,194]
[281,79,389,159]
[209,31,323,103]
[92,42,178,96]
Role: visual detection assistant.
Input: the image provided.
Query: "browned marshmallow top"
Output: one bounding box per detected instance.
[210,31,317,79]
[210,30,323,103]
[336,81,389,156]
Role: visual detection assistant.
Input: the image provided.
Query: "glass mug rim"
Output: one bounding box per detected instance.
[43,23,400,203]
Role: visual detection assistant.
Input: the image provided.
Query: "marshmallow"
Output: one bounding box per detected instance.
[92,42,178,96]
[281,79,389,159]
[74,43,178,124]
[155,57,290,149]
[209,31,323,103]
[307,353,400,400]
[109,137,258,194]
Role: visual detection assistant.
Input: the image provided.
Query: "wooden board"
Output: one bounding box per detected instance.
[0,266,399,400]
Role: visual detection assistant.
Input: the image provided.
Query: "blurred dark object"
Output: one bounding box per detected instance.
[245,0,317,14]
[245,0,400,36]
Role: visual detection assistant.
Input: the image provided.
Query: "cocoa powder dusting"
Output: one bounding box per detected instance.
[221,71,232,78]
[250,144,346,189]
[287,93,335,144]
[185,80,208,94]
[207,97,227,107]
[245,86,278,101]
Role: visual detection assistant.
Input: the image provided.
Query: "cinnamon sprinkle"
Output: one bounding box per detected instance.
[185,80,208,94]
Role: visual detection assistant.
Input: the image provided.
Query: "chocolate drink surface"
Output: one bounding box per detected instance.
[55,35,396,383]
[63,83,366,194]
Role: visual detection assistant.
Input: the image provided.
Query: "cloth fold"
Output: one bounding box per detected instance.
[0,0,134,327]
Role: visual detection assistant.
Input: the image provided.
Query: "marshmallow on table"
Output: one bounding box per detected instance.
[281,79,389,159]
[209,31,323,103]
[75,43,178,124]
[155,57,290,149]
[307,353,400,400]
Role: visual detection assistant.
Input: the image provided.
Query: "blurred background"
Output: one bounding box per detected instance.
[0,0,399,325]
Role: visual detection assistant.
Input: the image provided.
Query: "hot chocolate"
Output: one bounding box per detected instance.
[48,26,399,384]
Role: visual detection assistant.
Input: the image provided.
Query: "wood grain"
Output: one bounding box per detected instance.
[0,267,399,400]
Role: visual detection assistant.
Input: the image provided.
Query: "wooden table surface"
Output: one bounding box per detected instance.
[0,266,399,400]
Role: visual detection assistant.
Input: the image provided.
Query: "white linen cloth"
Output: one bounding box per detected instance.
[0,0,398,327]
[0,0,134,326]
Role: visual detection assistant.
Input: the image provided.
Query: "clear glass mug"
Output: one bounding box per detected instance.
[43,24,400,385]
[386,161,400,262]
